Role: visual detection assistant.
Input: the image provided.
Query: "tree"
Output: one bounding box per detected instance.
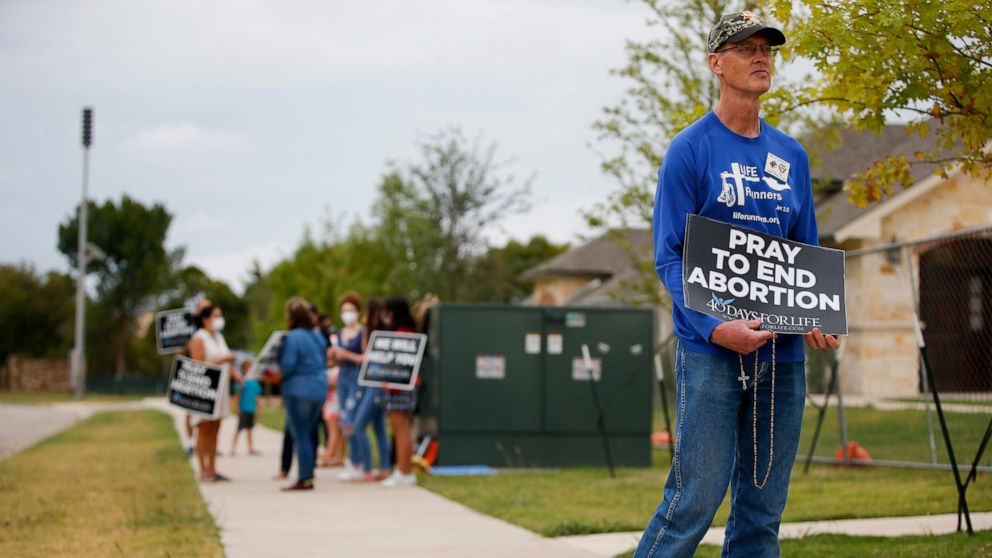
[588,1,811,306]
[58,195,178,377]
[771,0,992,206]
[386,128,533,300]
[0,265,75,364]
[368,172,443,299]
[462,236,570,303]
[161,265,251,349]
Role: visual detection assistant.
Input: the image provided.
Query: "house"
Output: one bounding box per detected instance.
[524,124,992,398]
[519,229,652,307]
[813,126,992,398]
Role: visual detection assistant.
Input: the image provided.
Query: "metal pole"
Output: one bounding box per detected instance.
[804,359,836,474]
[905,246,939,464]
[73,108,92,400]
[914,312,973,534]
[583,344,615,478]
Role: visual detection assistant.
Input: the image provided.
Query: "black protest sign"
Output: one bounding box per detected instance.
[683,215,847,335]
[246,331,287,379]
[155,308,197,354]
[168,355,225,419]
[358,331,427,391]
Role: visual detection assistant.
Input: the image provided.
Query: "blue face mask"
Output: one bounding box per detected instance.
[212,316,226,332]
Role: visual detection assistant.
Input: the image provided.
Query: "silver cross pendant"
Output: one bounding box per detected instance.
[737,370,750,390]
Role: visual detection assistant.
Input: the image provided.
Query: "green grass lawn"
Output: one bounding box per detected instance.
[257,402,286,431]
[0,391,144,404]
[651,404,992,467]
[422,406,992,538]
[420,452,992,537]
[795,406,992,464]
[0,410,223,557]
[615,530,992,558]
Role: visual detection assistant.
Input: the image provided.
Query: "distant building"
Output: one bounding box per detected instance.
[813,125,992,397]
[520,229,652,307]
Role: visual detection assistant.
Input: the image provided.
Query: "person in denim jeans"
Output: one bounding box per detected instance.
[278,297,328,491]
[635,12,839,557]
[331,292,370,481]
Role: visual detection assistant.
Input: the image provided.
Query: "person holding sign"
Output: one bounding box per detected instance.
[278,297,329,491]
[379,296,419,488]
[634,12,839,558]
[188,304,238,482]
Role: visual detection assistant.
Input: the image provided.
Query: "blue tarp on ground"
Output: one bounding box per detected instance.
[427,465,497,476]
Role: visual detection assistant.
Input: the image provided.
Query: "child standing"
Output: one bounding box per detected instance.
[231,376,263,455]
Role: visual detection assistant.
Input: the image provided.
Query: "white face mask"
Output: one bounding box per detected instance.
[341,311,359,326]
[211,316,226,332]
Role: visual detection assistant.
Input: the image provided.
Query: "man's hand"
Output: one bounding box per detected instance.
[803,327,840,351]
[710,319,775,354]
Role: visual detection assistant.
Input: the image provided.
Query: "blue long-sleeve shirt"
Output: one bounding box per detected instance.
[654,111,818,363]
[278,328,329,401]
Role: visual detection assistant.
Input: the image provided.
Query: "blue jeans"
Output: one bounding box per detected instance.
[634,344,806,558]
[337,371,369,468]
[284,395,324,483]
[350,387,391,471]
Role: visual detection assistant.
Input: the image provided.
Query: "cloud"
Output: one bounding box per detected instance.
[122,124,254,166]
[186,239,293,291]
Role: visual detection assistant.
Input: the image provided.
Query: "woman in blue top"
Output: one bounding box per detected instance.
[331,292,374,481]
[333,296,392,481]
[277,297,328,491]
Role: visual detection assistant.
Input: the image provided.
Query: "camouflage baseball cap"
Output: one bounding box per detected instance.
[708,11,785,53]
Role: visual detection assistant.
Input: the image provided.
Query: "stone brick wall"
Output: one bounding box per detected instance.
[840,172,992,398]
[0,355,72,393]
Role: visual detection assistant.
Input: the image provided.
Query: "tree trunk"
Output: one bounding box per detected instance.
[114,313,129,380]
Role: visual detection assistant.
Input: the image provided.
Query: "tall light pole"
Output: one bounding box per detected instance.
[72,108,93,400]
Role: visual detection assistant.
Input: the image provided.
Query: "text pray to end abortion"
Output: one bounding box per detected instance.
[686,228,842,312]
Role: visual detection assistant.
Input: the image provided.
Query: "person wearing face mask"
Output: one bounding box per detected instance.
[330,292,372,481]
[336,297,392,480]
[189,304,238,482]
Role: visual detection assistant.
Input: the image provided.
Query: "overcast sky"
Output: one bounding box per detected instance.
[0,0,657,289]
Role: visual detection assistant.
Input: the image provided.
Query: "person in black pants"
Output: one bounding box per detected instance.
[275,416,321,479]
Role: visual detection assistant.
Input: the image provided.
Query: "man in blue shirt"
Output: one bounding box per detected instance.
[634,12,839,558]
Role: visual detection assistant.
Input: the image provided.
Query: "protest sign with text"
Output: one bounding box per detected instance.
[358,331,427,391]
[167,355,226,419]
[246,331,287,379]
[155,308,196,354]
[683,215,847,335]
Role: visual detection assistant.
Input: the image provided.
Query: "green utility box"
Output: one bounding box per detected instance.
[418,304,655,468]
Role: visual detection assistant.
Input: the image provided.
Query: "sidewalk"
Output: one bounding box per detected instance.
[147,399,598,558]
[556,512,992,557]
[0,400,144,460]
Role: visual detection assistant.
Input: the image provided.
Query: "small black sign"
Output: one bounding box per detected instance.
[683,215,847,335]
[358,331,427,391]
[246,331,287,379]
[168,355,225,419]
[155,308,197,354]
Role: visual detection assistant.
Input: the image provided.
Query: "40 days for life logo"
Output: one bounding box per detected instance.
[682,215,847,335]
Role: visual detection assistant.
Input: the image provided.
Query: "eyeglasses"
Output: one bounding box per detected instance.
[719,44,779,58]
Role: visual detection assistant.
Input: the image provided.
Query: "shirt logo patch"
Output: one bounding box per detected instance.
[765,152,791,184]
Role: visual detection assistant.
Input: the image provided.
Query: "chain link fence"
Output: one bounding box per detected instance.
[802,224,992,474]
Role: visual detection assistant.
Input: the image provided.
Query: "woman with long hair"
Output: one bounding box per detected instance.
[278,297,328,491]
[379,296,418,487]
[336,297,391,480]
[188,304,238,482]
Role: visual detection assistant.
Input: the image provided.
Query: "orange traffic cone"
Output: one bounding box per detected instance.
[836,441,872,465]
